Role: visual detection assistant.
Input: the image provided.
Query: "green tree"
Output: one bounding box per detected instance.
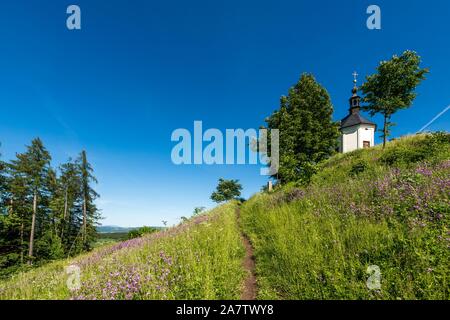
[10,138,51,264]
[0,140,102,271]
[35,229,64,260]
[0,146,7,212]
[127,226,157,239]
[0,147,20,269]
[210,178,242,203]
[265,73,339,184]
[77,150,100,249]
[3,159,30,265]
[193,206,206,216]
[50,159,82,249]
[360,50,429,148]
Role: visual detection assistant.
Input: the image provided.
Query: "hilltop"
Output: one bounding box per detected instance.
[0,133,449,300]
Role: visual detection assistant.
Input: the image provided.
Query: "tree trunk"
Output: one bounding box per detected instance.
[28,191,37,264]
[9,198,13,213]
[20,221,24,264]
[10,198,24,264]
[383,114,388,149]
[82,194,87,243]
[61,187,68,240]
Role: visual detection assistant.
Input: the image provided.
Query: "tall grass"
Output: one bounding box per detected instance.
[0,202,245,300]
[1,133,448,300]
[241,133,450,299]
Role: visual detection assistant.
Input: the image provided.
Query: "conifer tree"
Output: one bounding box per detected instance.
[265,73,339,184]
[10,138,51,264]
[77,151,99,249]
[0,147,6,212]
[0,140,101,271]
[58,160,81,246]
[6,158,28,266]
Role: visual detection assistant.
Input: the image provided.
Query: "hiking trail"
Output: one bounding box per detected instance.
[236,207,257,300]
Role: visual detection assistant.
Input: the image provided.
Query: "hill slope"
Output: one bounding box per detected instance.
[241,133,450,299]
[0,133,449,300]
[0,203,245,299]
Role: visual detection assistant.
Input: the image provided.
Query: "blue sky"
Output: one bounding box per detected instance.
[0,0,449,227]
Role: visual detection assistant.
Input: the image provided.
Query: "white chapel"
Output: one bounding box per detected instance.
[339,73,377,153]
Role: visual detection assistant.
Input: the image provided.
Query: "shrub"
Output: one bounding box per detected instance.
[349,160,369,177]
[127,226,158,240]
[380,132,450,166]
[35,231,65,260]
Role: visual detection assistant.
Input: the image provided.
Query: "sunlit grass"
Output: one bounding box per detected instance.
[0,202,245,300]
[1,133,448,300]
[241,134,450,300]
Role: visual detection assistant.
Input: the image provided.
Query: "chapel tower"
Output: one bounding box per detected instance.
[339,72,377,153]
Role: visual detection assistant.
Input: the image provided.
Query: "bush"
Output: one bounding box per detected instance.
[127,226,158,240]
[349,160,369,176]
[35,231,64,261]
[380,132,450,166]
[380,147,427,166]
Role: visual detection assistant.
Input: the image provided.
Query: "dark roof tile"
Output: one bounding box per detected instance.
[340,113,376,129]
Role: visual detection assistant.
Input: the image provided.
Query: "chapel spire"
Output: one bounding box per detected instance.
[349,71,361,114]
[352,71,358,96]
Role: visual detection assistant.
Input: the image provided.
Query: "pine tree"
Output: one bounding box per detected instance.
[5,164,30,265]
[77,151,100,249]
[0,147,18,267]
[265,73,339,184]
[50,159,82,250]
[0,146,6,212]
[10,138,51,264]
[1,140,102,271]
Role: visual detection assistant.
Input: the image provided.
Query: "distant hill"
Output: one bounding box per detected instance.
[96,225,138,233]
[97,225,164,233]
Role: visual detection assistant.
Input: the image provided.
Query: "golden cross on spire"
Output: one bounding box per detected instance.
[352,71,358,85]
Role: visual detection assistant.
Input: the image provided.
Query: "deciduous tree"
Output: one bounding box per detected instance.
[210,178,242,203]
[265,73,339,184]
[361,50,429,148]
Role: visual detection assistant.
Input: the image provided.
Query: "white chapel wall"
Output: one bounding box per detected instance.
[357,125,375,148]
[342,126,358,153]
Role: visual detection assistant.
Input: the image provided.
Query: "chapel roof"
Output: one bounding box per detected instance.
[340,112,376,129]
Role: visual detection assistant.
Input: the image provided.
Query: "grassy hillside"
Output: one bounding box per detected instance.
[1,133,448,300]
[241,133,450,299]
[0,202,245,299]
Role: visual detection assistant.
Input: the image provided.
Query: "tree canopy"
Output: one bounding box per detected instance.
[265,73,339,184]
[210,178,242,203]
[0,138,100,274]
[361,50,429,147]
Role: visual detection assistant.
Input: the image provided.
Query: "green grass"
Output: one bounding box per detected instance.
[241,133,450,300]
[1,133,448,300]
[0,202,245,299]
[91,232,129,248]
